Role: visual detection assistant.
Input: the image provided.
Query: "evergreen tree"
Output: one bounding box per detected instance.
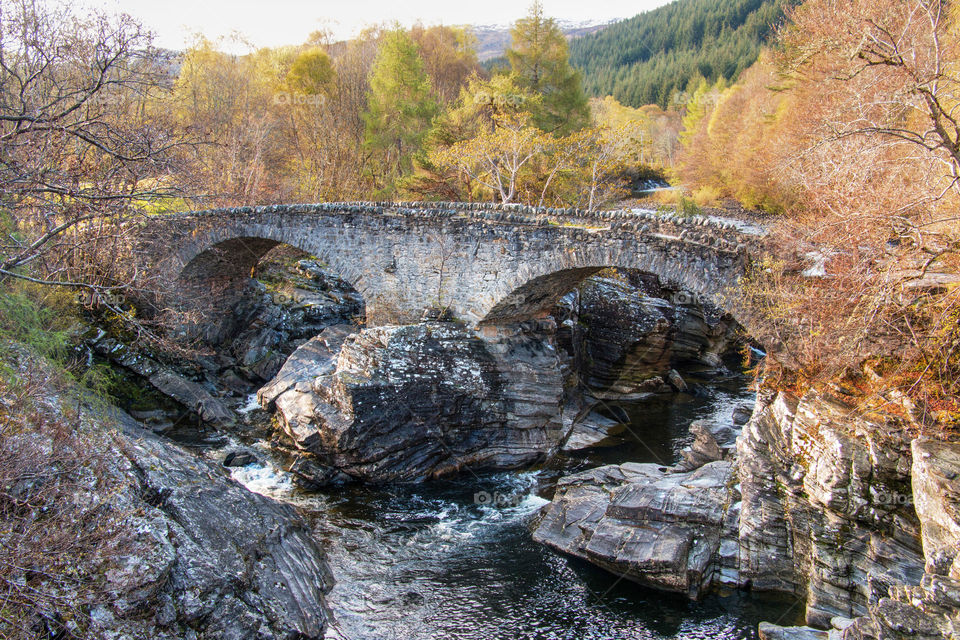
[363,29,440,186]
[506,1,590,135]
[568,0,794,108]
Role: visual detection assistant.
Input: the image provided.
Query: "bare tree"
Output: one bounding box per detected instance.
[0,0,197,316]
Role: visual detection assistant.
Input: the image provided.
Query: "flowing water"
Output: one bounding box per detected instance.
[185,369,804,640]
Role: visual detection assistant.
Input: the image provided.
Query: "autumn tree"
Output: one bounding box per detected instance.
[173,36,285,203]
[409,24,481,104]
[506,1,590,135]
[674,0,960,417]
[401,73,539,200]
[363,28,440,192]
[431,111,549,203]
[284,47,335,96]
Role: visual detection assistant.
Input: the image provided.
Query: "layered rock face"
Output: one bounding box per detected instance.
[533,406,746,598]
[534,384,953,638]
[254,272,743,485]
[108,416,334,640]
[555,275,740,398]
[260,320,565,483]
[833,437,960,640]
[738,390,924,625]
[224,258,362,381]
[86,257,361,432]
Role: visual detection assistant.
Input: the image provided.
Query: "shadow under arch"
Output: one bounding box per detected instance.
[478,265,736,327]
[174,235,366,344]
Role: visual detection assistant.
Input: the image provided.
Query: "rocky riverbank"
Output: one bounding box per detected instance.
[2,351,333,639]
[68,254,960,639]
[533,382,960,639]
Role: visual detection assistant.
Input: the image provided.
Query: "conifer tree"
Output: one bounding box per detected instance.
[363,29,440,186]
[506,1,590,135]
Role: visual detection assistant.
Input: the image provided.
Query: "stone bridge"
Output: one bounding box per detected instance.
[134,201,762,336]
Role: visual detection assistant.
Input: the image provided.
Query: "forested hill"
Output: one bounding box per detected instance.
[569,0,792,108]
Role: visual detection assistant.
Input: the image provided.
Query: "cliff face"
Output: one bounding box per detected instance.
[835,437,960,640]
[738,391,925,625]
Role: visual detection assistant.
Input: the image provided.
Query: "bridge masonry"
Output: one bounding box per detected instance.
[132,201,761,338]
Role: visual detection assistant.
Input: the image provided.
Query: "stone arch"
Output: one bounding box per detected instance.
[475,244,740,326]
[168,227,372,343]
[173,230,372,308]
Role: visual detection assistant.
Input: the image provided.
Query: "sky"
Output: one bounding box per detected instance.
[78,0,672,51]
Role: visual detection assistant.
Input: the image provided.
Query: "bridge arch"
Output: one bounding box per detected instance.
[472,241,742,326]
[137,204,755,334]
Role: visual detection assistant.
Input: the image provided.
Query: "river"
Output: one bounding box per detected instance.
[175,370,802,639]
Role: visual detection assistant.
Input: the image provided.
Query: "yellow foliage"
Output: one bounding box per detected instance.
[691,185,721,207]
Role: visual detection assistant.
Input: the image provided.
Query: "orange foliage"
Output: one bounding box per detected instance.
[682,0,960,421]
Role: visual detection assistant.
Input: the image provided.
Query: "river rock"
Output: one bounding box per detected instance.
[262,320,565,482]
[561,409,627,451]
[258,324,355,406]
[222,448,259,467]
[148,370,236,425]
[88,333,237,425]
[678,419,725,470]
[110,417,334,639]
[758,622,828,640]
[532,460,739,599]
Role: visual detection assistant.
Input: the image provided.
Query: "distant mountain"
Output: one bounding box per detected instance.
[470,19,617,63]
[569,0,794,108]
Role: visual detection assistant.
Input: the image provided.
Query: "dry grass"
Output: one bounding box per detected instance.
[0,351,131,639]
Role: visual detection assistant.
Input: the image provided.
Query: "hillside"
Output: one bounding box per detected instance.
[569,0,792,107]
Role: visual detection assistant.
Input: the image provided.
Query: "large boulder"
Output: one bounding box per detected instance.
[532,461,740,599]
[260,320,566,483]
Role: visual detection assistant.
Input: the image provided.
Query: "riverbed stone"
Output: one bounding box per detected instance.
[554,276,740,398]
[561,410,626,451]
[532,460,738,599]
[758,622,828,640]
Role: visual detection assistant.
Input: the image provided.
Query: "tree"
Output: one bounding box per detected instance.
[431,111,549,203]
[284,47,335,97]
[399,73,541,200]
[674,0,960,415]
[172,36,282,203]
[363,29,440,190]
[568,0,791,108]
[0,0,196,315]
[506,1,590,135]
[409,25,481,104]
